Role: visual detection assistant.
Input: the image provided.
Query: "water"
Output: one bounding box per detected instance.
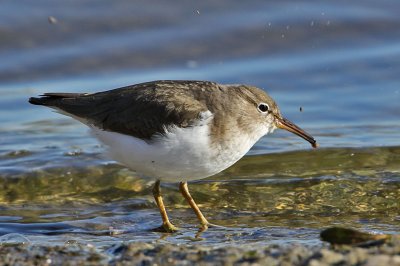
[0,0,399,248]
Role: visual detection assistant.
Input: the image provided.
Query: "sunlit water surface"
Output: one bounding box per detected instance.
[0,0,399,248]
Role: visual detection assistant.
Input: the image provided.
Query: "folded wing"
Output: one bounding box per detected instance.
[29,80,212,140]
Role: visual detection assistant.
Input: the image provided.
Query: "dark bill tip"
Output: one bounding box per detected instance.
[275,117,318,148]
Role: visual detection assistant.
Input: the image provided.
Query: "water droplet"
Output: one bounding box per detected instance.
[48,16,58,24]
[65,239,79,246]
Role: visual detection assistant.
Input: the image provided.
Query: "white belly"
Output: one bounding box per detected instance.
[90,123,259,182]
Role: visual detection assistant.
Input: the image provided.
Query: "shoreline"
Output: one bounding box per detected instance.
[1,237,399,266]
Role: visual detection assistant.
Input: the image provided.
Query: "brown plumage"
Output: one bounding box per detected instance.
[29,80,280,143]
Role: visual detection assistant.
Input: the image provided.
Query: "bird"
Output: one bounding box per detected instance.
[29,80,317,232]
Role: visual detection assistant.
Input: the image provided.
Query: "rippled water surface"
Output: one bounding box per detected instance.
[0,0,399,248]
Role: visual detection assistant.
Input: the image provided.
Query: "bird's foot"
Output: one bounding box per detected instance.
[198,223,209,232]
[198,222,225,232]
[207,222,226,229]
[153,221,179,233]
[195,222,226,238]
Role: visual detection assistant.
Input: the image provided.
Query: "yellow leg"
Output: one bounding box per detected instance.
[179,181,210,230]
[152,180,178,232]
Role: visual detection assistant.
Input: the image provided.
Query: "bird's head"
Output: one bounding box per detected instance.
[239,85,318,148]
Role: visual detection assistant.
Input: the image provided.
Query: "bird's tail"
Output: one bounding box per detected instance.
[28,93,87,106]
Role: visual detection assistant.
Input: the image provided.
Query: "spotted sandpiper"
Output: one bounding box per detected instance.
[29,80,317,232]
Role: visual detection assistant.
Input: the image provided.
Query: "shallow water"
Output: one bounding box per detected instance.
[0,0,399,248]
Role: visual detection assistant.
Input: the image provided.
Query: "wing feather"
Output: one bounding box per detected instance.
[29,80,215,140]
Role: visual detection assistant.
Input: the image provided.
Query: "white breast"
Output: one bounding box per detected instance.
[90,112,264,182]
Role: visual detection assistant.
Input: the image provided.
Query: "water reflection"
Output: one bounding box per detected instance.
[0,146,398,246]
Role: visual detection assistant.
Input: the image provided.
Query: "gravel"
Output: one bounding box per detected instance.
[0,236,399,266]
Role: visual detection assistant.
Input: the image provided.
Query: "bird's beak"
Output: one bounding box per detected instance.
[275,116,318,148]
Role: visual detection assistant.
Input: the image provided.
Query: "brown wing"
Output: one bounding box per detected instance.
[29,80,215,140]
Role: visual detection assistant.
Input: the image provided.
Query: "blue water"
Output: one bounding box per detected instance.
[0,0,399,247]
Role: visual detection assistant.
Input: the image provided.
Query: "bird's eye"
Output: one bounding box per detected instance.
[257,103,269,113]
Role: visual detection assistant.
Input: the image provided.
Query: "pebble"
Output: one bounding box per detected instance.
[0,237,399,266]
